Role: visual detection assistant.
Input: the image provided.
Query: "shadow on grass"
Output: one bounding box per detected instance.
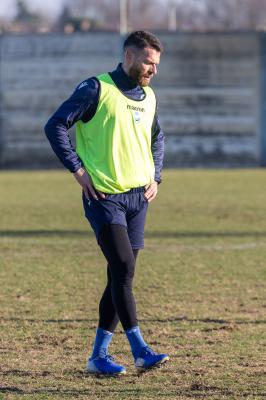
[1,316,265,325]
[1,229,266,239]
[0,230,93,238]
[0,385,265,398]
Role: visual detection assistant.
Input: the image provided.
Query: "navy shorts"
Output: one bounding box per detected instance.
[82,187,149,249]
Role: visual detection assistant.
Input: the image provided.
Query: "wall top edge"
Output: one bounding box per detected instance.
[0,30,264,40]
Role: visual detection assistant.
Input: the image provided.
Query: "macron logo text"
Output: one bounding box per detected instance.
[127,105,145,112]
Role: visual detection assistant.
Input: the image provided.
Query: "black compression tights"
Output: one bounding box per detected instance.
[98,224,139,332]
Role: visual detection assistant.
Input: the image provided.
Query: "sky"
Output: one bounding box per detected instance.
[0,0,67,20]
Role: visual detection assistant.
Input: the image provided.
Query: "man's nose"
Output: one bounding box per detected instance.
[151,64,157,75]
[149,64,157,75]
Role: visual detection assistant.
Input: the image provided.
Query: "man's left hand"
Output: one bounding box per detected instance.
[144,181,158,202]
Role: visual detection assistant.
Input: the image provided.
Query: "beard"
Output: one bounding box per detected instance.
[128,63,151,87]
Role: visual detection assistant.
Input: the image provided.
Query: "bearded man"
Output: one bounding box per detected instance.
[45,30,168,376]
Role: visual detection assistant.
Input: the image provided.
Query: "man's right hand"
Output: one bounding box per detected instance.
[73,167,105,200]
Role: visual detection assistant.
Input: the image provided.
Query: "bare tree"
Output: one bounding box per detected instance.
[65,0,169,31]
[65,0,120,30]
[56,0,266,32]
[198,0,266,31]
[129,0,168,30]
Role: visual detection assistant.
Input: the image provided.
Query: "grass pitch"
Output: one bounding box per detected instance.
[0,169,265,399]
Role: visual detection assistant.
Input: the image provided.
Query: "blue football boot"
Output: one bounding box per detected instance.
[86,353,126,376]
[134,346,169,371]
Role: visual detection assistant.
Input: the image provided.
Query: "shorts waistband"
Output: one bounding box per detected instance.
[125,186,146,194]
[101,186,146,195]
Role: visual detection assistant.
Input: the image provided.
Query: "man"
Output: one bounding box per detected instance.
[45,30,169,376]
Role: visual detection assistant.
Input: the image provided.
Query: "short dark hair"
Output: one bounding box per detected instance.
[123,31,163,53]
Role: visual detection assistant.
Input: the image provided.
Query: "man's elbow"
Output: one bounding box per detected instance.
[44,118,50,134]
[44,117,56,140]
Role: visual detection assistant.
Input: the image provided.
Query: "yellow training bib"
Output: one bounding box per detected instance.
[76,73,156,193]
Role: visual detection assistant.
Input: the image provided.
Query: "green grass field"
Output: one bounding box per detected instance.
[0,169,265,400]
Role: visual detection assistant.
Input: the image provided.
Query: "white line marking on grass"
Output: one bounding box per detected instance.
[147,241,266,253]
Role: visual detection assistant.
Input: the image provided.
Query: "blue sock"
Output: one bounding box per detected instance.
[125,326,147,358]
[90,327,113,359]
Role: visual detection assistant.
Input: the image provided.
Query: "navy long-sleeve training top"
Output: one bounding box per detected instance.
[44,63,164,183]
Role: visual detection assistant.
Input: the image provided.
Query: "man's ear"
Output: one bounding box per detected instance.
[124,47,134,65]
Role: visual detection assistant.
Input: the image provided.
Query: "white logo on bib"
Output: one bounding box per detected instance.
[134,111,141,124]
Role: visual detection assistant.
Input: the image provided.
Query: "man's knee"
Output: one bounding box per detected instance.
[111,254,135,282]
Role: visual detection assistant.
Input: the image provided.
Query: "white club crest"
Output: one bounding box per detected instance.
[134,111,141,124]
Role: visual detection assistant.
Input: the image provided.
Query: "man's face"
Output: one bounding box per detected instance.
[126,46,161,87]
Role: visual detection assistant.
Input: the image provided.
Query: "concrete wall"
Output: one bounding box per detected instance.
[0,33,120,168]
[156,32,260,166]
[0,32,263,168]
